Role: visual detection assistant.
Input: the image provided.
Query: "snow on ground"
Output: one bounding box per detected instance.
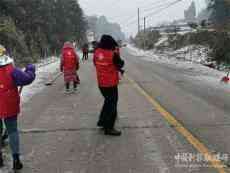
[127,44,210,64]
[170,45,210,64]
[1,52,84,172]
[22,51,83,103]
[21,59,60,103]
[127,44,230,91]
[155,36,168,47]
[0,58,61,173]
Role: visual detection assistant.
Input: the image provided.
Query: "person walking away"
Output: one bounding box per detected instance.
[85,45,89,60]
[82,44,89,61]
[0,44,36,170]
[93,35,125,136]
[60,42,80,93]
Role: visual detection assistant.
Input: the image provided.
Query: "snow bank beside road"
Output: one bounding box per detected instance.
[171,45,210,64]
[21,59,60,103]
[127,44,230,91]
[127,44,210,64]
[0,58,60,173]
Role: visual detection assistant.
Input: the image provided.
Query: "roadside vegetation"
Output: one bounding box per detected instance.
[132,0,230,69]
[0,0,87,65]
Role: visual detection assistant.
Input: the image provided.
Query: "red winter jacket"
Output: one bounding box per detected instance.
[61,44,79,72]
[94,48,119,87]
[0,64,20,118]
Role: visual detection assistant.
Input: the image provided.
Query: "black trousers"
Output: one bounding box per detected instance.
[98,86,118,129]
[83,52,88,60]
[66,82,77,89]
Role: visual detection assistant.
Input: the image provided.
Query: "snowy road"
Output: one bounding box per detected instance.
[123,46,230,172]
[2,48,230,172]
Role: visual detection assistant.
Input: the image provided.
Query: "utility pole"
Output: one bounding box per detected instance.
[144,17,146,50]
[144,17,146,33]
[138,8,140,34]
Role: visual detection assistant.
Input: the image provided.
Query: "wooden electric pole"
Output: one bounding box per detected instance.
[138,8,140,34]
[144,17,146,49]
[144,17,146,33]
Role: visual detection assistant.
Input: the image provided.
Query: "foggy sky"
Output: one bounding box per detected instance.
[78,0,207,36]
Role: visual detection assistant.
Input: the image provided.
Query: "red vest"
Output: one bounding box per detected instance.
[0,64,20,118]
[62,48,79,71]
[94,48,119,87]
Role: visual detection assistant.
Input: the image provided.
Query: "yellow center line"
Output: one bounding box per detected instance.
[125,75,227,173]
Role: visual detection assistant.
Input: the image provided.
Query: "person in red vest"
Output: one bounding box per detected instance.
[0,44,36,170]
[93,35,124,136]
[60,42,80,93]
[82,44,89,61]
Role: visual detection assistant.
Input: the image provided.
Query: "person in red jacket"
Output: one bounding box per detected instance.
[93,35,124,136]
[60,42,80,93]
[82,43,89,61]
[0,44,36,170]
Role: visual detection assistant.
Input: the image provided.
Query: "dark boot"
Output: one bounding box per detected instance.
[73,82,78,92]
[0,152,4,167]
[104,128,121,136]
[13,154,23,170]
[2,131,8,146]
[2,131,8,141]
[97,121,104,127]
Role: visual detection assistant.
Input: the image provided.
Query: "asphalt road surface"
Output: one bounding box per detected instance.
[13,48,230,173]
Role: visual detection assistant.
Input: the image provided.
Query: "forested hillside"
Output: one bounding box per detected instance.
[87,16,125,41]
[0,0,87,65]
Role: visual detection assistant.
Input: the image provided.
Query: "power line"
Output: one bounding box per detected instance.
[122,0,186,32]
[121,0,186,25]
[110,0,176,22]
[117,0,174,23]
[119,1,173,25]
[121,0,189,35]
[144,0,184,18]
[136,0,170,8]
[142,0,177,12]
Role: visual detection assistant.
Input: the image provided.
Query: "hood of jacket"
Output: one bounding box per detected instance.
[0,55,13,67]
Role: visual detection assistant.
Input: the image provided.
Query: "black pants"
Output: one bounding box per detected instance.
[98,86,118,129]
[66,82,77,89]
[83,52,88,60]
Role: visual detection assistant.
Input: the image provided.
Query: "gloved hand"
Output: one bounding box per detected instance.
[120,69,125,75]
[25,64,36,74]
[12,64,36,86]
